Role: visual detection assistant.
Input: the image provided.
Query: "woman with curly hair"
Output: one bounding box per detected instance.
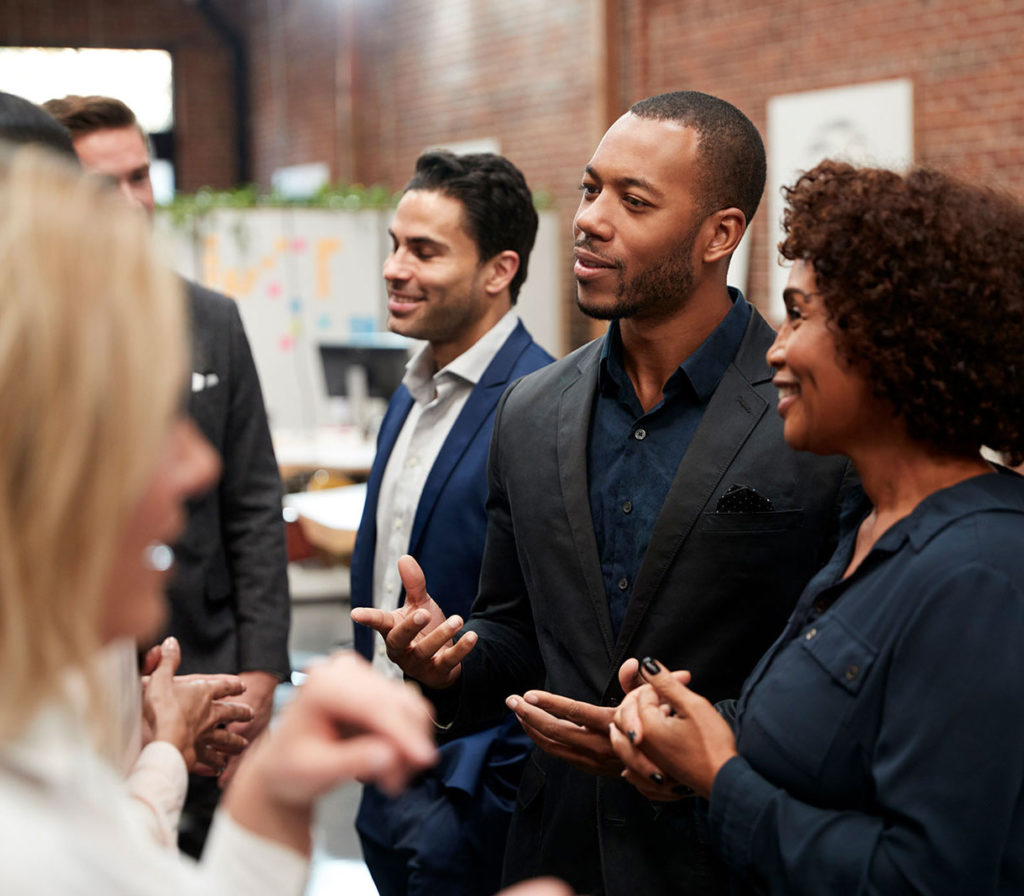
[608,159,1024,894]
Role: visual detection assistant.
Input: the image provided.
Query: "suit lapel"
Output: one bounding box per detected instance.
[557,341,617,658]
[612,309,777,662]
[408,323,531,552]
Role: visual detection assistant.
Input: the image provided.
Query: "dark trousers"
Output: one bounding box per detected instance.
[178,773,221,859]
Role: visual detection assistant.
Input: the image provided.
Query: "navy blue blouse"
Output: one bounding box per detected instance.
[709,470,1024,895]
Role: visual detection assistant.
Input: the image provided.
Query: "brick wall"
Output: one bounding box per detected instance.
[303,0,1024,343]
[622,0,1024,326]
[0,0,239,192]
[6,0,1024,347]
[238,0,605,346]
[243,0,344,186]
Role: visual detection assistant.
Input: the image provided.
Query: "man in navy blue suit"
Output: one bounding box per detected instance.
[349,150,554,896]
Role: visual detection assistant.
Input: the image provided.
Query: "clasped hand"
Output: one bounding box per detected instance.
[141,636,253,772]
[608,658,738,800]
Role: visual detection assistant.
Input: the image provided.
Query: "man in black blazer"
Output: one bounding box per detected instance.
[355,92,849,895]
[46,95,290,856]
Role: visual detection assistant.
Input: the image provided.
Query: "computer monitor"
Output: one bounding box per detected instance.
[318,341,410,401]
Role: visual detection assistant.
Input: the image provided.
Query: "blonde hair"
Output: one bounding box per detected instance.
[0,145,186,740]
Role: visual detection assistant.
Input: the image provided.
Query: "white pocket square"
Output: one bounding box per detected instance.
[191,372,220,393]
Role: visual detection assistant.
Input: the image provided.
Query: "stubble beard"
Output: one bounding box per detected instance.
[576,234,698,322]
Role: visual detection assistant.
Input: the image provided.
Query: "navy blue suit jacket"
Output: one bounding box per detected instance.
[351,319,553,660]
[351,320,553,870]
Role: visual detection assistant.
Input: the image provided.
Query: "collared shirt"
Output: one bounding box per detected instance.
[709,469,1024,894]
[372,309,520,677]
[588,289,750,638]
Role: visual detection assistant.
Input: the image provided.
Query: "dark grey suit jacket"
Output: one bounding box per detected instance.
[165,281,290,678]
[444,304,850,895]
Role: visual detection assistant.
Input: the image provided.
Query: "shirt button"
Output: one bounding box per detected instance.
[634,428,647,441]
[804,627,817,640]
[845,665,859,681]
[406,456,419,468]
[617,577,629,591]
[393,518,403,530]
[622,500,633,514]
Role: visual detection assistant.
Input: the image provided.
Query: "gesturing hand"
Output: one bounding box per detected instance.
[506,690,622,776]
[504,659,647,777]
[350,554,478,689]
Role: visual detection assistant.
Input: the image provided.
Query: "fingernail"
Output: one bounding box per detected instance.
[649,772,664,786]
[506,696,519,711]
[641,657,661,676]
[627,729,637,744]
[672,784,691,795]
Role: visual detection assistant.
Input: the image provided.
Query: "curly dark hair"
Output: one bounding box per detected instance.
[780,159,1024,464]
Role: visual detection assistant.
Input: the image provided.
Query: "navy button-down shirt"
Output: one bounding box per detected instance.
[587,289,751,638]
[709,469,1024,894]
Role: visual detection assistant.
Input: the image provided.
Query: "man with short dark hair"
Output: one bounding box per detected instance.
[45,94,290,859]
[354,91,849,895]
[349,150,553,896]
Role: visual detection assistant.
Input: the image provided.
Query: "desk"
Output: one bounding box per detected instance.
[283,483,367,559]
[273,427,377,482]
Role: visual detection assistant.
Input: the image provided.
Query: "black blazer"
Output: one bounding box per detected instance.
[165,281,290,679]
[448,304,850,895]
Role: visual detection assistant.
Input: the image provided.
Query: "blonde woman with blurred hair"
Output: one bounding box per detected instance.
[0,145,574,896]
[0,144,438,894]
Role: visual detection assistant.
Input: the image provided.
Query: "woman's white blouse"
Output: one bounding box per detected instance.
[0,701,308,894]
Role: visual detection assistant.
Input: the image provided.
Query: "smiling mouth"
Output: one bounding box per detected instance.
[573,250,618,284]
[573,247,615,270]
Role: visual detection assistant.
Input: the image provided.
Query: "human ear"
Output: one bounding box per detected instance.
[483,250,520,296]
[701,208,746,264]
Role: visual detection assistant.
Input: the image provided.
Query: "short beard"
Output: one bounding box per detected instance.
[576,229,699,321]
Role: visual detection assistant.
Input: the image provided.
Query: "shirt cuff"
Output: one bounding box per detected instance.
[203,811,310,896]
[707,754,779,872]
[126,741,188,848]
